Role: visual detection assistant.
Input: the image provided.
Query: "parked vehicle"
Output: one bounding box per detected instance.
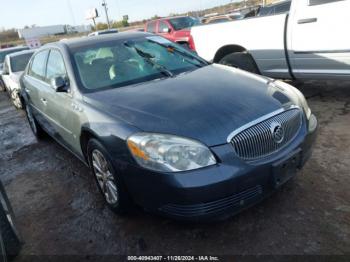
[2,50,35,109]
[88,29,119,36]
[0,46,29,91]
[258,1,291,17]
[21,32,317,221]
[204,13,244,24]
[0,179,22,261]
[144,16,199,50]
[191,0,350,80]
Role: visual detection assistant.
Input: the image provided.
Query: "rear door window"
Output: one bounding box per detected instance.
[275,2,291,14]
[28,50,49,81]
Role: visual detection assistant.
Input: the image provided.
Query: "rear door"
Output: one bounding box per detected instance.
[23,50,50,126]
[289,0,350,79]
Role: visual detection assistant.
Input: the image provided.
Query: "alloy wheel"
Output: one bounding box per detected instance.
[11,91,22,109]
[91,149,119,205]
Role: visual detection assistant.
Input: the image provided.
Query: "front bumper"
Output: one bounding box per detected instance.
[121,122,318,221]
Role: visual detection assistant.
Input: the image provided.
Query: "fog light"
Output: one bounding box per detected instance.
[308,114,317,133]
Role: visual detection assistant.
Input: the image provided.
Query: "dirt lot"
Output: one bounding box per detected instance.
[0,81,349,259]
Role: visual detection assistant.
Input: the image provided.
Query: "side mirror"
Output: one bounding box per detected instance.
[162,27,171,33]
[51,76,69,92]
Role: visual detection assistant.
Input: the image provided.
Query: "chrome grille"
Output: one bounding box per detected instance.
[231,109,302,160]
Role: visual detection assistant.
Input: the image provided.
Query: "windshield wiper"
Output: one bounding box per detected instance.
[124,42,174,77]
[147,40,209,67]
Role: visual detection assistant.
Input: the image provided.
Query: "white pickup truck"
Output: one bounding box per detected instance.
[191,0,350,80]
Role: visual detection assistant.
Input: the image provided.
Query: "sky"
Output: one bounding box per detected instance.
[0,0,239,29]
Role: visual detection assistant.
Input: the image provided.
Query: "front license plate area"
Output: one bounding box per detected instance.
[273,151,301,188]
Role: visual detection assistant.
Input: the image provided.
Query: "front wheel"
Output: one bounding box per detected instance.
[0,181,22,259]
[87,139,132,214]
[219,52,260,74]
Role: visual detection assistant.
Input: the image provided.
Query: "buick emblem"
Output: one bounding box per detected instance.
[270,122,285,144]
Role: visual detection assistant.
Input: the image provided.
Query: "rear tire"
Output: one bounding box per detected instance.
[25,103,45,139]
[87,139,132,214]
[219,52,260,74]
[0,79,5,92]
[0,181,22,259]
[11,90,23,110]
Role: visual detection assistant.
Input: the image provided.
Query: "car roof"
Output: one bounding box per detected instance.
[0,46,28,53]
[47,32,153,50]
[7,49,35,58]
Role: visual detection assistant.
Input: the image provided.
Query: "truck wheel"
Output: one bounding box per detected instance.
[0,181,22,259]
[219,52,260,74]
[87,139,133,215]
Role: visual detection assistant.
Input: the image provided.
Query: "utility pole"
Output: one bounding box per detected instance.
[102,0,111,29]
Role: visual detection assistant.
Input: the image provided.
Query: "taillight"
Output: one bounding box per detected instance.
[188,34,196,51]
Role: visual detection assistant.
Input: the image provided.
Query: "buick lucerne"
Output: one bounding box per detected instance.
[20,33,317,221]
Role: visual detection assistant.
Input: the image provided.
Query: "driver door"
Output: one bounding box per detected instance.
[42,49,80,153]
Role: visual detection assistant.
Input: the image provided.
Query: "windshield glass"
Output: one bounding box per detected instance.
[11,53,33,72]
[72,37,205,92]
[168,17,200,30]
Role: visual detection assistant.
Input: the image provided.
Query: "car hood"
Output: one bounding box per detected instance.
[83,65,297,146]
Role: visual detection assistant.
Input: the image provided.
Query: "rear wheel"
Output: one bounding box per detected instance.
[87,139,132,214]
[0,181,22,259]
[11,90,23,110]
[0,79,5,92]
[25,103,45,139]
[219,52,260,74]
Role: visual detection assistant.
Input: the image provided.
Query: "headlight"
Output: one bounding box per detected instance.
[273,80,312,119]
[127,133,216,172]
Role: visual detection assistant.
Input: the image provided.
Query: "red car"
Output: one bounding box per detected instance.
[144,16,199,50]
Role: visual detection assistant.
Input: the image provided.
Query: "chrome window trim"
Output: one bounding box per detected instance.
[226,105,301,143]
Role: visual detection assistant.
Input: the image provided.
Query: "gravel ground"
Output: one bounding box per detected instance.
[0,81,349,259]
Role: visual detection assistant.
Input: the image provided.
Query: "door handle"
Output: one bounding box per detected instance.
[25,88,30,93]
[40,98,48,106]
[298,18,317,24]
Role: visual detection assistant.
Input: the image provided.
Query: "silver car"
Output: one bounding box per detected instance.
[2,50,34,109]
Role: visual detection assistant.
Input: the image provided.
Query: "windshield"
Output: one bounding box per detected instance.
[11,53,33,72]
[168,17,200,30]
[71,36,206,92]
[0,47,28,64]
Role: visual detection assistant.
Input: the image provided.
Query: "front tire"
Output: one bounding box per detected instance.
[87,139,132,214]
[0,181,22,259]
[219,52,260,74]
[25,103,45,139]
